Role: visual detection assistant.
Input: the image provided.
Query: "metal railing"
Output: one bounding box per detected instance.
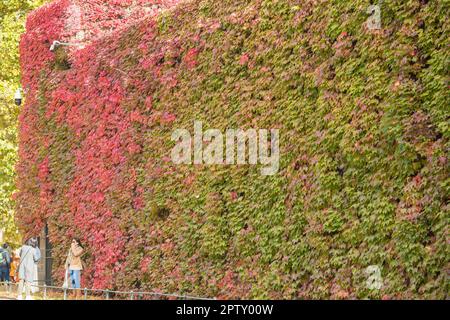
[0,281,214,301]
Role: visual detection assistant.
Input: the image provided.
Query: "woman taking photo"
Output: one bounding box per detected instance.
[65,238,84,299]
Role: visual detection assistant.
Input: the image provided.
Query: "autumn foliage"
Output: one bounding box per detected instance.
[17,0,448,298]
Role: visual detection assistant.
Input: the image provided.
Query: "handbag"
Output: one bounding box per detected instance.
[63,268,70,288]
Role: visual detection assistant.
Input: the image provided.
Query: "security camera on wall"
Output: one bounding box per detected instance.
[14,88,22,106]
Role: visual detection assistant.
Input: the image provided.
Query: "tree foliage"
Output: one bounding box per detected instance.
[0,0,48,246]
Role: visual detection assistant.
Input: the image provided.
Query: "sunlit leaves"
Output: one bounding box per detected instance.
[0,0,49,246]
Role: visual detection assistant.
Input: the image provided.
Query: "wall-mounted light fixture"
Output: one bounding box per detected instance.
[49,40,81,52]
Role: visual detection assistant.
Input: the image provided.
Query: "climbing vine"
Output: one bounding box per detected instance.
[17,0,449,298]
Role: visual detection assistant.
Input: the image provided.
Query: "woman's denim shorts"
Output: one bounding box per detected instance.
[69,269,81,289]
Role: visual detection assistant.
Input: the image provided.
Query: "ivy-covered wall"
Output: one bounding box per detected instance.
[17,0,448,299]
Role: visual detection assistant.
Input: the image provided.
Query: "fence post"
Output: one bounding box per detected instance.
[43,284,47,300]
[63,287,67,300]
[84,288,88,300]
[106,289,110,300]
[130,290,134,300]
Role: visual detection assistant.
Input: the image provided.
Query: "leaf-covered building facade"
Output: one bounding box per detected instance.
[17,0,448,298]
